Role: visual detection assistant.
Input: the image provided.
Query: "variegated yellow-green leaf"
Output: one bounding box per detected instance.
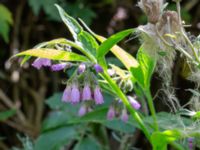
[14,48,89,62]
[95,35,139,70]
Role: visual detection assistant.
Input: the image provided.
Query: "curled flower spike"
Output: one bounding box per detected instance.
[78,63,86,74]
[70,84,80,104]
[127,96,141,110]
[107,106,115,120]
[94,86,104,105]
[78,105,87,116]
[62,86,71,103]
[32,58,51,69]
[94,64,103,73]
[82,84,92,101]
[121,109,128,122]
[51,63,67,71]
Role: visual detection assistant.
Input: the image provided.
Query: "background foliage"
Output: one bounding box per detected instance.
[0,0,200,149]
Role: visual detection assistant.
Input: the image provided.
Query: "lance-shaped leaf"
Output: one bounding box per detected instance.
[97,29,134,58]
[130,45,156,89]
[55,4,98,57]
[95,35,139,70]
[14,48,89,62]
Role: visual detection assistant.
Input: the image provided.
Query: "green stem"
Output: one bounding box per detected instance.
[101,72,151,140]
[145,89,159,131]
[170,142,185,150]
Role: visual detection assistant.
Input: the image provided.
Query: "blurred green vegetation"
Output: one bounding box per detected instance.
[0,0,200,150]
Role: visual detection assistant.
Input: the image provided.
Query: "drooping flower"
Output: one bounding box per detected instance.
[121,109,129,122]
[78,63,86,74]
[94,86,104,105]
[188,137,194,150]
[127,96,141,110]
[51,63,67,71]
[82,84,92,101]
[32,58,51,69]
[62,86,71,103]
[107,106,115,120]
[78,105,87,116]
[94,64,103,73]
[70,84,80,104]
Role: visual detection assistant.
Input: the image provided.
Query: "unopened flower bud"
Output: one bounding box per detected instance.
[94,86,104,105]
[51,63,67,71]
[78,105,87,116]
[121,109,128,122]
[127,96,141,110]
[94,64,103,73]
[82,84,92,101]
[107,106,115,120]
[70,84,80,104]
[78,63,86,74]
[62,86,71,102]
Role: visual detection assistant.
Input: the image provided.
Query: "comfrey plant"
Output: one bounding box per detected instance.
[11,1,200,150]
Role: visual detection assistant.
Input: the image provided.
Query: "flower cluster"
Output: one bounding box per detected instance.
[62,84,104,105]
[31,57,141,123]
[107,96,141,122]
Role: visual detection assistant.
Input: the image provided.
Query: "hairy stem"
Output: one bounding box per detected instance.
[145,89,159,131]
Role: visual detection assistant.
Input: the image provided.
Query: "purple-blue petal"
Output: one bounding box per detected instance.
[32,58,51,69]
[107,106,115,120]
[70,85,80,104]
[127,96,141,110]
[121,109,128,122]
[94,86,104,105]
[94,64,103,73]
[82,84,92,101]
[51,63,67,71]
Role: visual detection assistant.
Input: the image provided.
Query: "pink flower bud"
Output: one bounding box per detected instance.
[62,86,71,103]
[70,84,80,104]
[82,84,92,101]
[121,109,128,122]
[94,86,104,105]
[127,96,141,110]
[78,105,87,116]
[107,106,115,120]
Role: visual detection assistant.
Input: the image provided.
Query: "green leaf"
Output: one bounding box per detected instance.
[130,45,156,89]
[14,48,89,62]
[35,126,78,150]
[144,112,192,133]
[55,4,82,40]
[0,4,13,43]
[74,137,101,150]
[69,107,135,133]
[97,29,134,58]
[151,130,181,150]
[0,109,16,121]
[55,4,98,57]
[77,31,98,56]
[95,35,139,70]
